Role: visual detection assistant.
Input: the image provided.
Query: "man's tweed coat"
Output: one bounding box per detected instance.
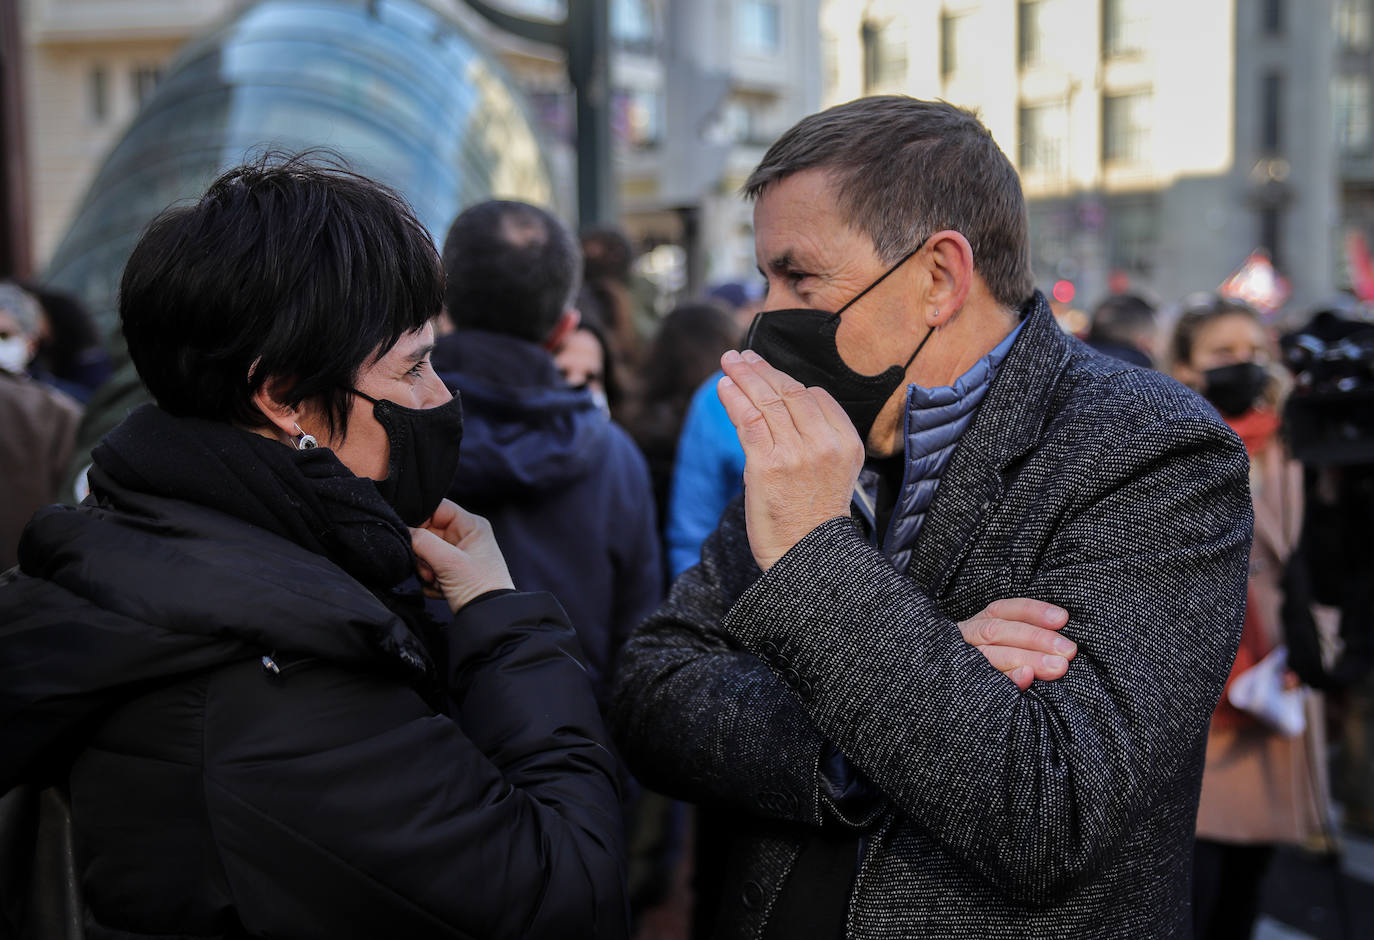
[612,291,1253,939]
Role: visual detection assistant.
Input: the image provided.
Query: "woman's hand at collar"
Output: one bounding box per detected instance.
[410,499,515,613]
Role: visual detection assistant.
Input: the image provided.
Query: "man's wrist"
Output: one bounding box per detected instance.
[754,512,854,572]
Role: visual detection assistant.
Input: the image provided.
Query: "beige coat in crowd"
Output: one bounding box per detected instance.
[1195,439,1333,847]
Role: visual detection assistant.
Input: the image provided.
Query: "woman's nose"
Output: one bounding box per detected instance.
[424,370,452,407]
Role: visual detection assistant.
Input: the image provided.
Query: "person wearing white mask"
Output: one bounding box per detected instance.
[0,280,83,569]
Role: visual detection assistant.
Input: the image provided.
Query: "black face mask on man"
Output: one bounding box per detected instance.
[349,388,464,525]
[745,239,933,443]
[1201,362,1269,418]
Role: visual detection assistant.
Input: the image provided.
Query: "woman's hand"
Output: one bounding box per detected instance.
[410,499,515,613]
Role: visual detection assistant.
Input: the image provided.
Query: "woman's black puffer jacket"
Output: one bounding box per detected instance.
[1,451,627,938]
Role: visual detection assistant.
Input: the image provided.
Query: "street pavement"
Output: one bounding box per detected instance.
[1253,827,1374,939]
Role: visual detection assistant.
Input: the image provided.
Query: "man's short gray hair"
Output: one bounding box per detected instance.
[743,96,1035,310]
[0,281,41,335]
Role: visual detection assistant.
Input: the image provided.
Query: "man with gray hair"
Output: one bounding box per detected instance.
[613,97,1251,937]
[0,281,83,569]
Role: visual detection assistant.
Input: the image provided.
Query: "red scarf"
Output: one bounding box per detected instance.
[1212,586,1271,730]
[1227,407,1281,456]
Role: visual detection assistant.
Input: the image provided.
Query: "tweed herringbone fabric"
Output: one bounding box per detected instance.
[611,292,1253,939]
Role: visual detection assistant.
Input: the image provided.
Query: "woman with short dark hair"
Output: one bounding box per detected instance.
[0,156,627,939]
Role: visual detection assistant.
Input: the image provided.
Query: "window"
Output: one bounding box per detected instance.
[88,65,108,123]
[1107,197,1159,274]
[725,95,776,147]
[737,0,779,55]
[940,12,965,77]
[1260,71,1283,154]
[499,0,564,16]
[131,65,162,107]
[1102,91,1151,165]
[1027,200,1074,278]
[1102,0,1149,58]
[1019,1,1048,69]
[613,88,661,149]
[1334,74,1372,152]
[611,0,654,51]
[1019,102,1068,175]
[1336,0,1372,50]
[863,18,908,90]
[1262,0,1284,35]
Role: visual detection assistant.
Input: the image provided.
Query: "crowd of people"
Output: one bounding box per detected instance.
[0,94,1371,940]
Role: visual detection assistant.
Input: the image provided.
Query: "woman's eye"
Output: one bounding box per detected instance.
[407,360,428,377]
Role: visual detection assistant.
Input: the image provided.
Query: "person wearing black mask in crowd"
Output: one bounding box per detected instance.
[0,157,626,939]
[1170,293,1333,940]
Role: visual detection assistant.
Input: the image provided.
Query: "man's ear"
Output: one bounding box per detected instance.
[923,230,975,328]
[250,376,302,442]
[543,308,581,351]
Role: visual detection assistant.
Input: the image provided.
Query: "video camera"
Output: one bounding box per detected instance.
[1281,309,1374,466]
[1279,305,1374,690]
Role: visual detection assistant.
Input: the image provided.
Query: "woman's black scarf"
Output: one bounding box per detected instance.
[90,405,443,677]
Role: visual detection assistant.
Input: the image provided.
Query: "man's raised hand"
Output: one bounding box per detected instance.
[717,348,865,572]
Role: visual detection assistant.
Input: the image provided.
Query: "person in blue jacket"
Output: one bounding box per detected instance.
[664,372,746,578]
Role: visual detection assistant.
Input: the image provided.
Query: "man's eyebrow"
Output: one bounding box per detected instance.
[764,251,797,274]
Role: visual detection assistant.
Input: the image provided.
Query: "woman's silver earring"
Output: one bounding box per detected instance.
[293,423,318,450]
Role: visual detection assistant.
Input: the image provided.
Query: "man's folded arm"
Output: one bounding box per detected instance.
[720,415,1252,904]
[611,501,833,827]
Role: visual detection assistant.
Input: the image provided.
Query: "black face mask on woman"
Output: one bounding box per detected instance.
[1201,362,1269,418]
[745,239,934,442]
[349,388,464,525]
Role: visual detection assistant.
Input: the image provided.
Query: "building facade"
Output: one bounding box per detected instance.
[22,0,555,333]
[823,0,1363,316]
[13,0,821,295]
[481,0,821,291]
[17,0,252,268]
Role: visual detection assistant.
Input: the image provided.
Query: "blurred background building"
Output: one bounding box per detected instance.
[472,0,821,295]
[2,0,822,305]
[16,0,249,271]
[5,0,555,335]
[821,0,1374,315]
[5,0,1374,318]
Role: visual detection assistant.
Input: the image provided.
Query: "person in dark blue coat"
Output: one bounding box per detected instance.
[433,200,662,709]
[0,158,627,939]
